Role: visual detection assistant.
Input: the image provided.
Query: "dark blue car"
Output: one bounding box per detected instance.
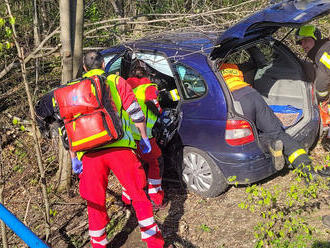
[102,0,329,197]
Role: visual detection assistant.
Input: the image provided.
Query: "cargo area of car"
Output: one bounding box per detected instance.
[218,39,313,136]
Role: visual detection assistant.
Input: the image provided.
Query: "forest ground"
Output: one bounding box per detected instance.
[1,129,329,248]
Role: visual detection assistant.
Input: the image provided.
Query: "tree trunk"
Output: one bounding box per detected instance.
[72,0,84,78]
[57,0,73,192]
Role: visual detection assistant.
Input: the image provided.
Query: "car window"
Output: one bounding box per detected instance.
[175,64,207,100]
[104,55,122,75]
[104,52,173,78]
[225,49,251,65]
[135,53,173,77]
[254,43,273,65]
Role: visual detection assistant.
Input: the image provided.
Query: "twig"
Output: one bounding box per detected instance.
[0,28,60,81]
[65,220,88,234]
[23,197,32,225]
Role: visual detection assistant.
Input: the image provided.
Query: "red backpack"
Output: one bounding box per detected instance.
[53,74,123,152]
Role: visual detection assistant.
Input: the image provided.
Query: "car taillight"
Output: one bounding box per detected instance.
[225,119,255,146]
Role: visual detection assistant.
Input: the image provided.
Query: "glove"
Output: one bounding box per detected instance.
[139,137,152,154]
[71,157,83,174]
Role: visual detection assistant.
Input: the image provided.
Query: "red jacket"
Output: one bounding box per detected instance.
[126,77,162,114]
[126,77,158,101]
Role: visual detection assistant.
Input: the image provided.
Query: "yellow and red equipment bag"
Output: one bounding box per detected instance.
[53,75,123,152]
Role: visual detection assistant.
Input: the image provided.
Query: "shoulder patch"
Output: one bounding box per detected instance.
[320,52,330,69]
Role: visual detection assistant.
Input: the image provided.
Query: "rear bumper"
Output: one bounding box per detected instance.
[293,106,320,150]
[209,152,277,184]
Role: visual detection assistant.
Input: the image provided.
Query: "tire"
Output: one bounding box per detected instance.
[182,147,228,198]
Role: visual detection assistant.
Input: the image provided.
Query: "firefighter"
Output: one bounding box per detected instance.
[219,63,315,179]
[73,51,168,248]
[295,25,329,104]
[295,25,330,228]
[295,24,330,171]
[121,60,165,209]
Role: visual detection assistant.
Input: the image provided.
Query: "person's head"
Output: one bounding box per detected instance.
[219,63,244,83]
[130,60,148,79]
[83,51,104,72]
[295,25,322,53]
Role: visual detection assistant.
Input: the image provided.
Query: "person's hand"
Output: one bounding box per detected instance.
[139,137,152,154]
[71,157,83,174]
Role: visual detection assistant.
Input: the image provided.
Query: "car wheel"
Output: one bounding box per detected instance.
[182,147,228,198]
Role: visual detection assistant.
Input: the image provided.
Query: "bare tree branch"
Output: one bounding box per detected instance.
[0,27,60,81]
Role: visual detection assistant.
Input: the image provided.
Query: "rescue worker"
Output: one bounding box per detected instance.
[295,25,330,228]
[296,24,330,167]
[219,63,315,179]
[121,60,165,209]
[72,51,168,248]
[295,25,329,104]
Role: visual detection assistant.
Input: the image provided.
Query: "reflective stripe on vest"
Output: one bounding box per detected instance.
[130,83,158,140]
[316,89,329,97]
[288,149,307,164]
[320,52,330,69]
[76,70,136,160]
[225,78,250,92]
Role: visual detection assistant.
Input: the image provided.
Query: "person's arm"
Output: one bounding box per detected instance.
[116,76,151,153]
[116,76,148,135]
[133,122,148,139]
[315,54,330,102]
[145,85,162,116]
[69,151,76,159]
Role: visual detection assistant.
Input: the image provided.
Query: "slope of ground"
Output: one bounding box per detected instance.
[0,125,329,248]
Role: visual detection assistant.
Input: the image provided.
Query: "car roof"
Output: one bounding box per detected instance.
[103,0,330,59]
[102,31,219,57]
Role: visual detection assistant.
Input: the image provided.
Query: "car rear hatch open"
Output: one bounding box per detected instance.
[210,0,330,59]
[212,0,329,149]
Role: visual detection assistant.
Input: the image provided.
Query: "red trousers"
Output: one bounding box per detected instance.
[122,138,164,206]
[80,148,164,248]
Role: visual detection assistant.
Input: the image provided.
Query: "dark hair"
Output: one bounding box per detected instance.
[83,51,104,71]
[130,60,148,78]
[131,66,147,78]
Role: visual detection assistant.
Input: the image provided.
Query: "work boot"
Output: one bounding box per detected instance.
[322,215,330,228]
[268,140,285,171]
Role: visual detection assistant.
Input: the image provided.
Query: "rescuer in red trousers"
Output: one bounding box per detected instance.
[72,51,168,248]
[122,60,165,208]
